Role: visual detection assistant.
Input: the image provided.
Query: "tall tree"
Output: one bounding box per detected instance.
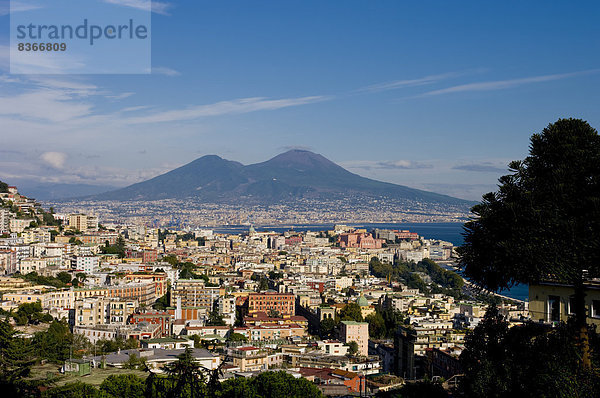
[0,321,36,395]
[458,119,600,367]
[162,347,206,397]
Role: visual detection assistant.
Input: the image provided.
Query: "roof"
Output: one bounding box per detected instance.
[90,348,217,364]
[340,320,368,326]
[356,295,369,307]
[235,346,260,351]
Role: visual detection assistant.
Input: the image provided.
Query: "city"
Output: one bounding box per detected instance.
[0,181,533,396]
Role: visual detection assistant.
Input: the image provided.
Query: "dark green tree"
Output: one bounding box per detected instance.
[339,302,363,322]
[42,382,99,397]
[34,319,74,362]
[319,317,337,339]
[206,308,226,326]
[217,370,322,398]
[162,347,206,397]
[365,311,386,339]
[0,321,36,395]
[458,119,600,367]
[100,374,145,398]
[460,306,600,397]
[226,332,248,343]
[347,341,359,356]
[56,271,72,285]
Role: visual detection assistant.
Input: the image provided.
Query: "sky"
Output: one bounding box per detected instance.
[0,0,599,200]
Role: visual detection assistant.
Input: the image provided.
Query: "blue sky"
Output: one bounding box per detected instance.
[0,0,599,200]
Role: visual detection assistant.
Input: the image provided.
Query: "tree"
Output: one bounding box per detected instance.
[162,255,178,266]
[226,332,248,343]
[42,382,99,397]
[339,302,363,322]
[34,319,74,362]
[458,119,600,367]
[347,341,359,356]
[75,272,87,283]
[0,321,36,395]
[258,277,269,291]
[217,370,323,398]
[460,306,600,397]
[206,308,226,326]
[56,271,72,285]
[319,317,337,339]
[162,347,206,397]
[13,302,52,325]
[365,312,386,339]
[100,374,145,398]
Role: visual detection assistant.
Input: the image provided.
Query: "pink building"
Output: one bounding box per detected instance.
[338,233,384,249]
[340,321,369,356]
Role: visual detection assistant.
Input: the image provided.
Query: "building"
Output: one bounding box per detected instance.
[130,310,172,337]
[74,321,162,344]
[9,218,35,233]
[76,256,99,273]
[67,214,98,232]
[90,348,220,372]
[229,346,268,371]
[74,297,137,326]
[0,250,17,274]
[340,321,369,357]
[0,209,12,233]
[338,233,384,249]
[141,338,194,350]
[395,326,416,379]
[217,296,236,325]
[427,347,463,379]
[247,292,295,316]
[124,272,167,298]
[317,340,349,356]
[171,279,220,312]
[529,280,600,327]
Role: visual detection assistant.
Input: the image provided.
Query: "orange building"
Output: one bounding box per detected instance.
[247,292,295,316]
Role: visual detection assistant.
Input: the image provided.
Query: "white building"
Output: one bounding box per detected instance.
[76,256,99,273]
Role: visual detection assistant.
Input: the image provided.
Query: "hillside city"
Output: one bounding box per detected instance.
[0,182,528,395]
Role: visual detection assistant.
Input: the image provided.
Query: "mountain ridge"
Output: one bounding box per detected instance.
[87,150,473,206]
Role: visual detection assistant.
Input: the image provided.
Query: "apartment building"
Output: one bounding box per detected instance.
[247,292,295,316]
[340,321,369,357]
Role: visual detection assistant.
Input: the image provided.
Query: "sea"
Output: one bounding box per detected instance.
[211,222,529,302]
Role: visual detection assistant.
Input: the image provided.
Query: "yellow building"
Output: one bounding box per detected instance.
[529,281,600,327]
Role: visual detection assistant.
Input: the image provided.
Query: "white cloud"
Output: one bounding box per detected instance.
[152,66,181,76]
[0,89,94,122]
[124,95,330,124]
[102,0,171,15]
[106,92,135,100]
[341,159,432,170]
[40,152,67,169]
[421,69,600,96]
[359,72,460,92]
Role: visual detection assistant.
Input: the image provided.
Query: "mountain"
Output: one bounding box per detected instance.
[89,150,471,206]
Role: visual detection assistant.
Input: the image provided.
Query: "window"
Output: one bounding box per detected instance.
[548,295,560,322]
[592,300,600,319]
[568,296,576,315]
